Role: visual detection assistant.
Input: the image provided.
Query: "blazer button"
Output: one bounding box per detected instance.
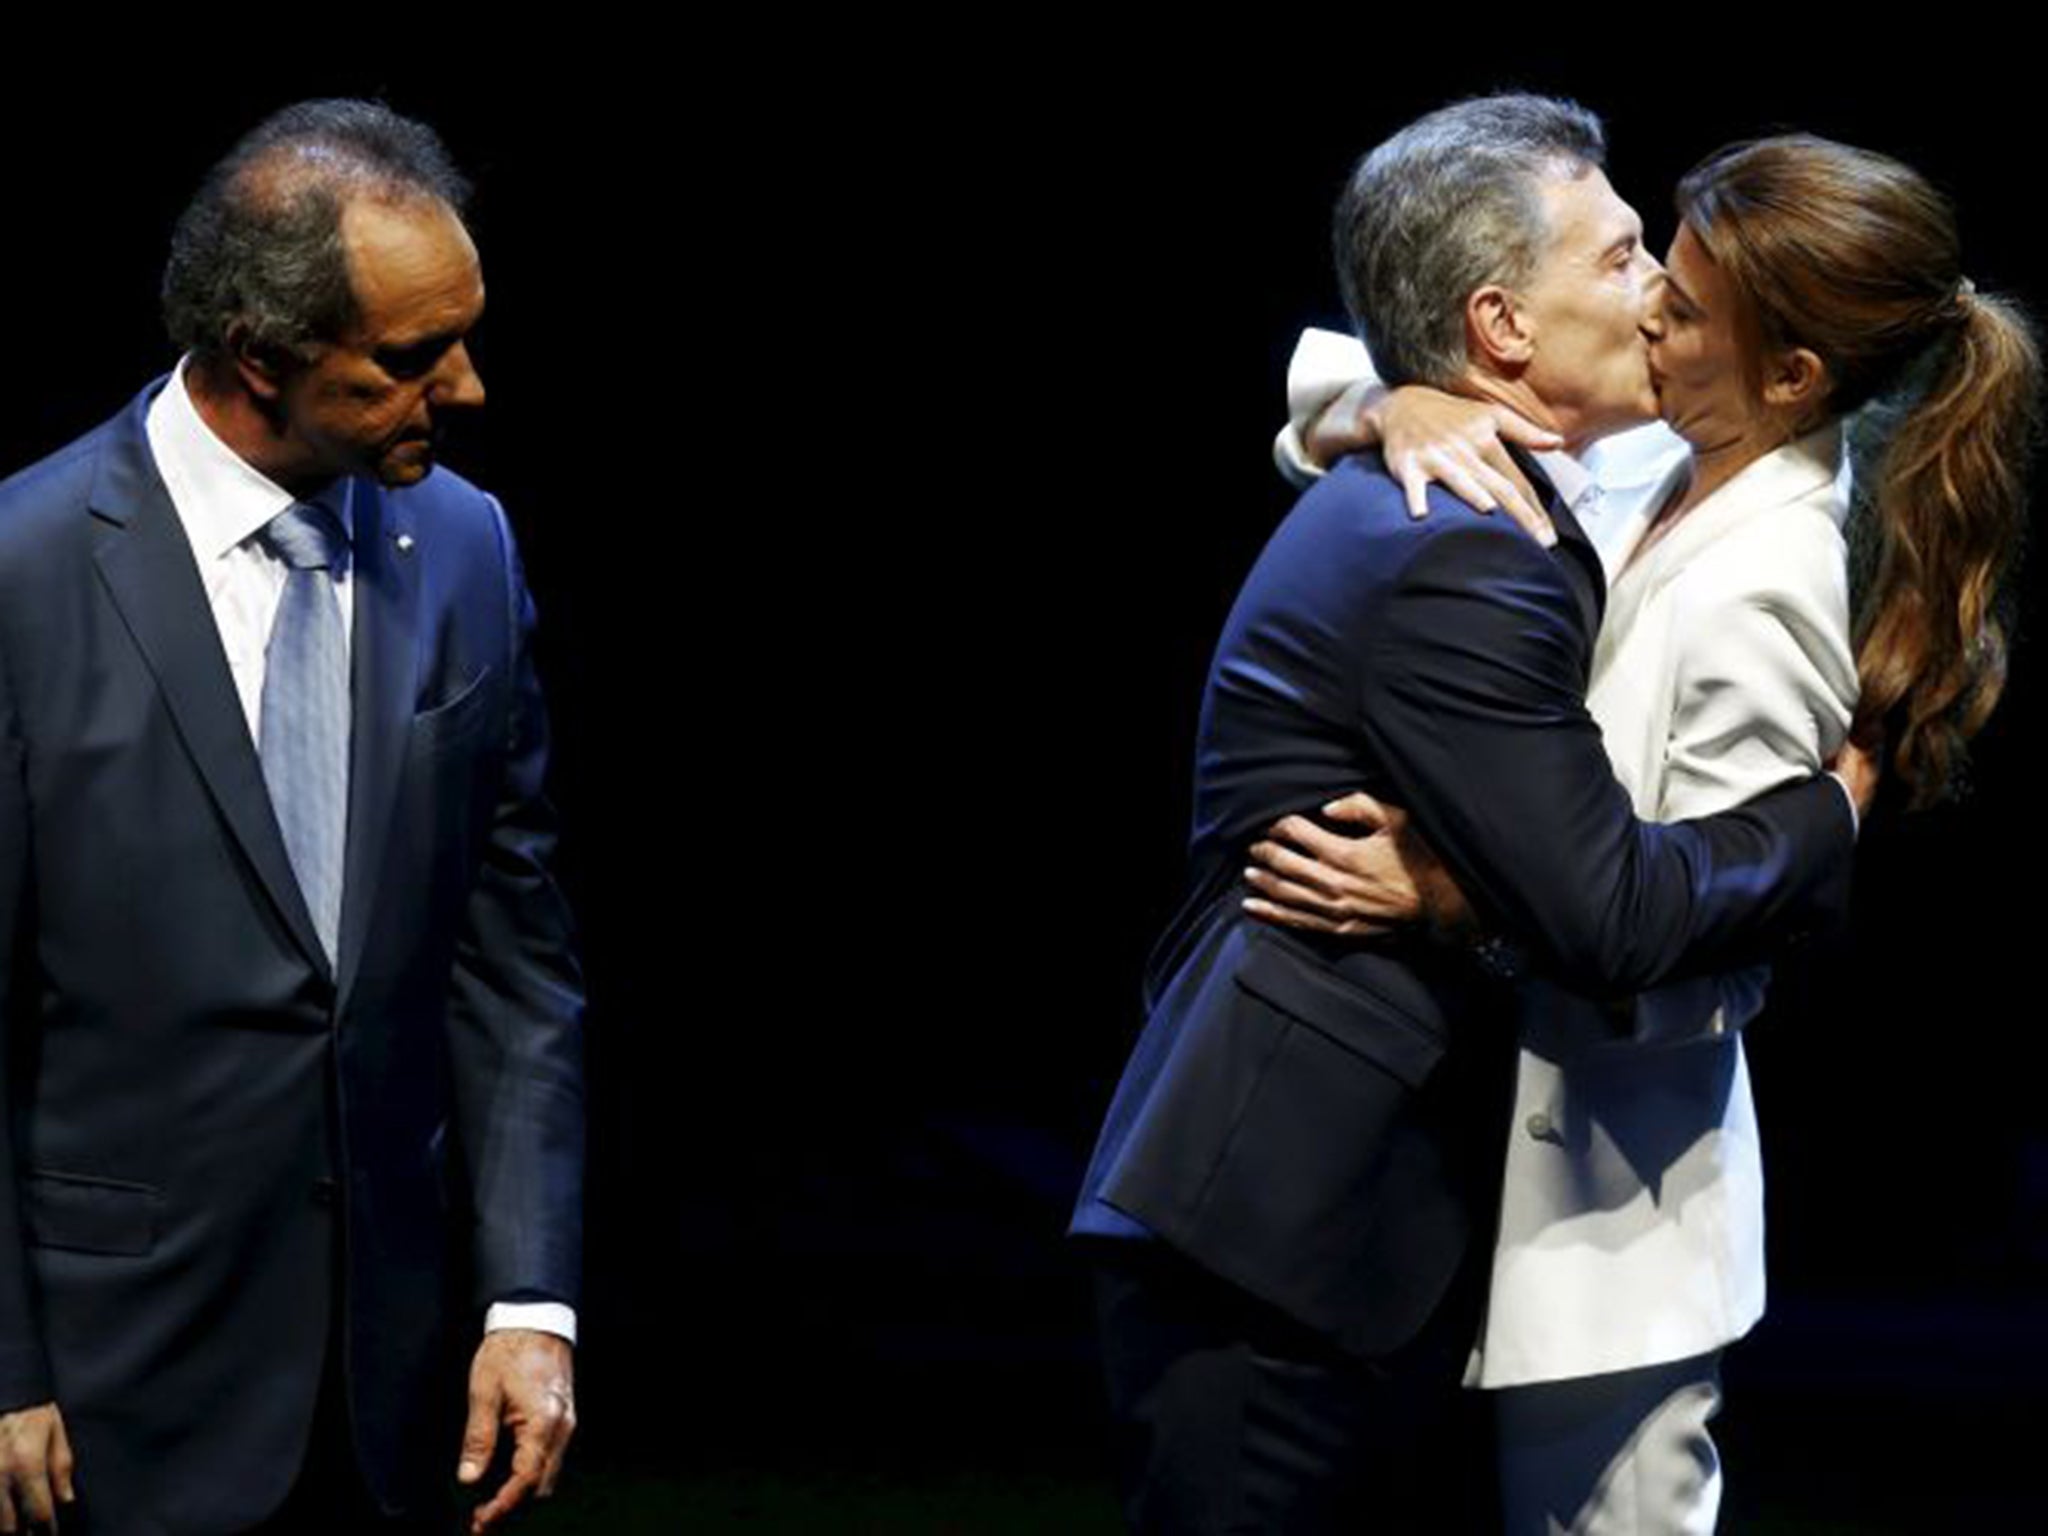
[311,1177,339,1209]
[1525,1112,1559,1143]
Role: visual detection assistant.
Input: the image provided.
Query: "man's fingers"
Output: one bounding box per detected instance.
[457,1382,503,1485]
[15,1467,54,1530]
[0,1483,16,1536]
[48,1415,74,1505]
[537,1419,571,1498]
[537,1391,575,1497]
[470,1445,543,1534]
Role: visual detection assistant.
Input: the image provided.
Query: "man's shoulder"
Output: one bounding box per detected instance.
[1230,450,1575,667]
[1288,450,1567,580]
[0,405,136,562]
[377,462,514,564]
[391,461,497,514]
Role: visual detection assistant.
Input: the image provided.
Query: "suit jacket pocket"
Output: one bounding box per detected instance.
[1156,928,1465,1353]
[1235,929,1446,1087]
[411,666,496,756]
[22,1169,162,1257]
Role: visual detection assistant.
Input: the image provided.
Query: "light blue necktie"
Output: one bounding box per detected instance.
[258,501,351,966]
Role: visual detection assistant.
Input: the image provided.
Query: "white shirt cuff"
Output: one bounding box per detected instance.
[485,1300,578,1345]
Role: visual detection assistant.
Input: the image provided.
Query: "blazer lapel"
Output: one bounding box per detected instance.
[335,479,420,1011]
[1619,424,1846,603]
[88,386,332,982]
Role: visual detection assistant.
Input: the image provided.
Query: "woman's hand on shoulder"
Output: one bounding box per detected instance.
[1378,390,1562,545]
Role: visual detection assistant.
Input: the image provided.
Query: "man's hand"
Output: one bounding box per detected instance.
[1244,792,1470,937]
[0,1404,75,1535]
[1305,381,1562,544]
[457,1330,575,1534]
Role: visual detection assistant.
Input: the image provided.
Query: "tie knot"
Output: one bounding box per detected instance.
[262,502,350,575]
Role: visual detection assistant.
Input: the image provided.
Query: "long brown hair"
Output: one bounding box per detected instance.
[1676,135,2040,807]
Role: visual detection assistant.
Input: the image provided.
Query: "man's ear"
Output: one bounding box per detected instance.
[1763,346,1828,415]
[1466,284,1535,372]
[226,321,294,404]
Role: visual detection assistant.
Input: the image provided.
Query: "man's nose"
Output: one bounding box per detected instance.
[1639,268,1669,339]
[429,341,486,410]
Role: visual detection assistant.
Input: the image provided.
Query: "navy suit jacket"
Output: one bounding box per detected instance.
[0,381,585,1531]
[1073,451,1853,1358]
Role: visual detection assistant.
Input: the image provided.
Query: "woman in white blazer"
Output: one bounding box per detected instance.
[1253,137,2039,1532]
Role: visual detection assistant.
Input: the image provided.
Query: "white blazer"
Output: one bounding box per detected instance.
[1279,332,1858,1387]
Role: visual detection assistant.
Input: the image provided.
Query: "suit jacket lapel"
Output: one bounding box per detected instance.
[1510,446,1606,639]
[88,386,332,982]
[335,479,420,1011]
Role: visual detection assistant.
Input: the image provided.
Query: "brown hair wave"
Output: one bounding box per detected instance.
[1676,135,2041,807]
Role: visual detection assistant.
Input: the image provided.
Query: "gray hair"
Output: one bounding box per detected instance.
[162,98,473,364]
[1334,94,1606,387]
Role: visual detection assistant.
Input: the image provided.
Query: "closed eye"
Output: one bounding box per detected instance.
[377,337,456,380]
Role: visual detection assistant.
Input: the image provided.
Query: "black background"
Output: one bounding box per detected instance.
[3,35,2042,1529]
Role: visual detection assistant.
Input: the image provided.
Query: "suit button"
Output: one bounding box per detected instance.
[1525,1112,1558,1143]
[311,1177,338,1209]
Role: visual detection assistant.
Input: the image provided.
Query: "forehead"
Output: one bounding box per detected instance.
[1533,166,1641,262]
[1663,221,1722,294]
[338,196,483,340]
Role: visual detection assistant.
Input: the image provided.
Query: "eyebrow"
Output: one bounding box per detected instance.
[379,293,486,354]
[1662,271,1703,312]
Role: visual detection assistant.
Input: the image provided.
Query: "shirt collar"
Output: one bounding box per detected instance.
[1530,448,1598,516]
[145,356,353,561]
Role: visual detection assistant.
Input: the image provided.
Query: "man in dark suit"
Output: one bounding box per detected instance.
[1072,95,1862,1532]
[0,102,583,1534]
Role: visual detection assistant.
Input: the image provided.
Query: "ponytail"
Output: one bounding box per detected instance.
[1851,290,2040,805]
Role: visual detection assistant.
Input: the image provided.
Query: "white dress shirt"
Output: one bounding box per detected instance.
[145,362,576,1347]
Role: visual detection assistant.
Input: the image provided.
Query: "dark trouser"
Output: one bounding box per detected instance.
[1090,1240,1495,1535]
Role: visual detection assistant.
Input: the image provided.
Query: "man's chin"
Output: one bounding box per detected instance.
[376,449,437,488]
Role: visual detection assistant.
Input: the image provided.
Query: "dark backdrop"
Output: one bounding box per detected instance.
[3,37,2041,1528]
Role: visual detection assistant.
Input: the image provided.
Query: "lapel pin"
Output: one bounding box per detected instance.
[395,533,415,554]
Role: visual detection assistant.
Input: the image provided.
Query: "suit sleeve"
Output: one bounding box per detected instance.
[444,498,587,1314]
[0,642,53,1409]
[1356,517,1855,998]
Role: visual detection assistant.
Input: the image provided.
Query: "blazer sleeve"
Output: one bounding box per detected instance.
[0,644,53,1409]
[1659,542,1858,822]
[1619,539,1859,1046]
[1356,516,1855,998]
[443,498,587,1313]
[1274,328,1376,486]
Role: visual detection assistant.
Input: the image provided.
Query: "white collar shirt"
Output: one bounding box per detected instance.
[144,357,355,746]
